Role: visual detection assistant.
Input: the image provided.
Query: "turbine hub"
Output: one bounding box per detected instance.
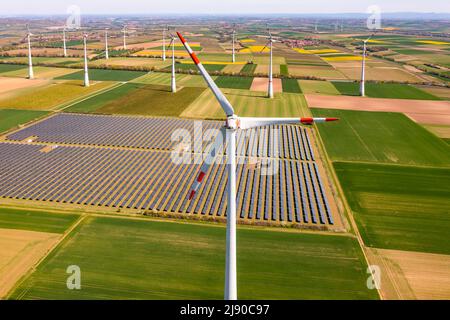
[226,116,240,130]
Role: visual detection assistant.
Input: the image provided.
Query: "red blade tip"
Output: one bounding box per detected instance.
[188,190,196,200]
[326,118,339,122]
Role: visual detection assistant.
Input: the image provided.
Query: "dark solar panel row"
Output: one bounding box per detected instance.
[7,114,316,161]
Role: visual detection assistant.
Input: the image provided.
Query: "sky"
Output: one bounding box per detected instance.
[1,0,449,15]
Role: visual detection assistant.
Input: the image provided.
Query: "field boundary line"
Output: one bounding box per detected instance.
[55,81,125,112]
[312,124,383,300]
[5,214,88,300]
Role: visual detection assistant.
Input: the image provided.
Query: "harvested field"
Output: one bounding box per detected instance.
[367,248,450,300]
[299,80,340,95]
[288,65,346,79]
[306,94,450,125]
[423,124,450,138]
[0,66,80,79]
[311,109,450,166]
[2,48,86,57]
[0,77,48,99]
[254,64,280,75]
[182,89,310,119]
[222,64,245,73]
[10,216,376,299]
[0,228,60,299]
[0,81,114,111]
[250,77,282,93]
[334,66,423,82]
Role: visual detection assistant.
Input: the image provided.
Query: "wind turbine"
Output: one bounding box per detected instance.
[63,28,67,57]
[176,32,339,300]
[26,25,34,79]
[105,28,109,60]
[231,25,236,63]
[360,34,373,97]
[260,27,275,99]
[122,25,127,50]
[83,33,90,87]
[168,31,177,93]
[162,25,168,61]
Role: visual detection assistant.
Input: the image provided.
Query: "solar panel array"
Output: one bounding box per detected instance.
[0,143,333,224]
[2,114,336,226]
[7,113,315,160]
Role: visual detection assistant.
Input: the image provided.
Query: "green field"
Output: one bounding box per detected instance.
[0,207,79,234]
[56,69,147,82]
[10,216,377,300]
[182,89,310,119]
[0,81,114,110]
[335,162,450,255]
[0,109,48,133]
[241,63,257,74]
[331,82,441,100]
[95,84,205,117]
[65,83,143,113]
[280,64,289,76]
[281,78,302,93]
[169,63,225,73]
[299,80,340,95]
[215,76,253,89]
[312,109,450,167]
[0,64,27,74]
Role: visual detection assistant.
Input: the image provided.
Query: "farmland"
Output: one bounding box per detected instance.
[0,81,115,110]
[215,76,253,90]
[335,162,450,255]
[9,216,377,300]
[0,109,48,133]
[56,69,147,82]
[311,109,450,167]
[0,207,79,234]
[299,80,340,95]
[181,89,310,119]
[93,85,206,116]
[331,82,441,100]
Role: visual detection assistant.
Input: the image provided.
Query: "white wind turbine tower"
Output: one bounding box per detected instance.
[63,28,67,57]
[83,33,90,87]
[26,25,34,79]
[168,32,177,93]
[176,32,339,300]
[261,27,276,99]
[360,34,373,97]
[231,25,236,63]
[105,28,109,60]
[162,25,168,61]
[122,25,127,50]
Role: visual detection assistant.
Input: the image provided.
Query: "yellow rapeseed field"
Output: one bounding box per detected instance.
[240,45,270,53]
[294,48,340,54]
[417,40,449,45]
[240,39,256,43]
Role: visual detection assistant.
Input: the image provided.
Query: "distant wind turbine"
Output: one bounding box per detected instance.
[83,33,90,87]
[63,28,67,57]
[176,31,339,300]
[360,34,373,97]
[122,25,127,50]
[231,25,236,63]
[261,27,276,99]
[26,25,34,79]
[168,31,177,93]
[105,28,109,59]
[162,25,168,61]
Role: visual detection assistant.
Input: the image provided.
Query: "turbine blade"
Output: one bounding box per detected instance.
[239,117,339,129]
[188,127,226,200]
[177,32,235,117]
